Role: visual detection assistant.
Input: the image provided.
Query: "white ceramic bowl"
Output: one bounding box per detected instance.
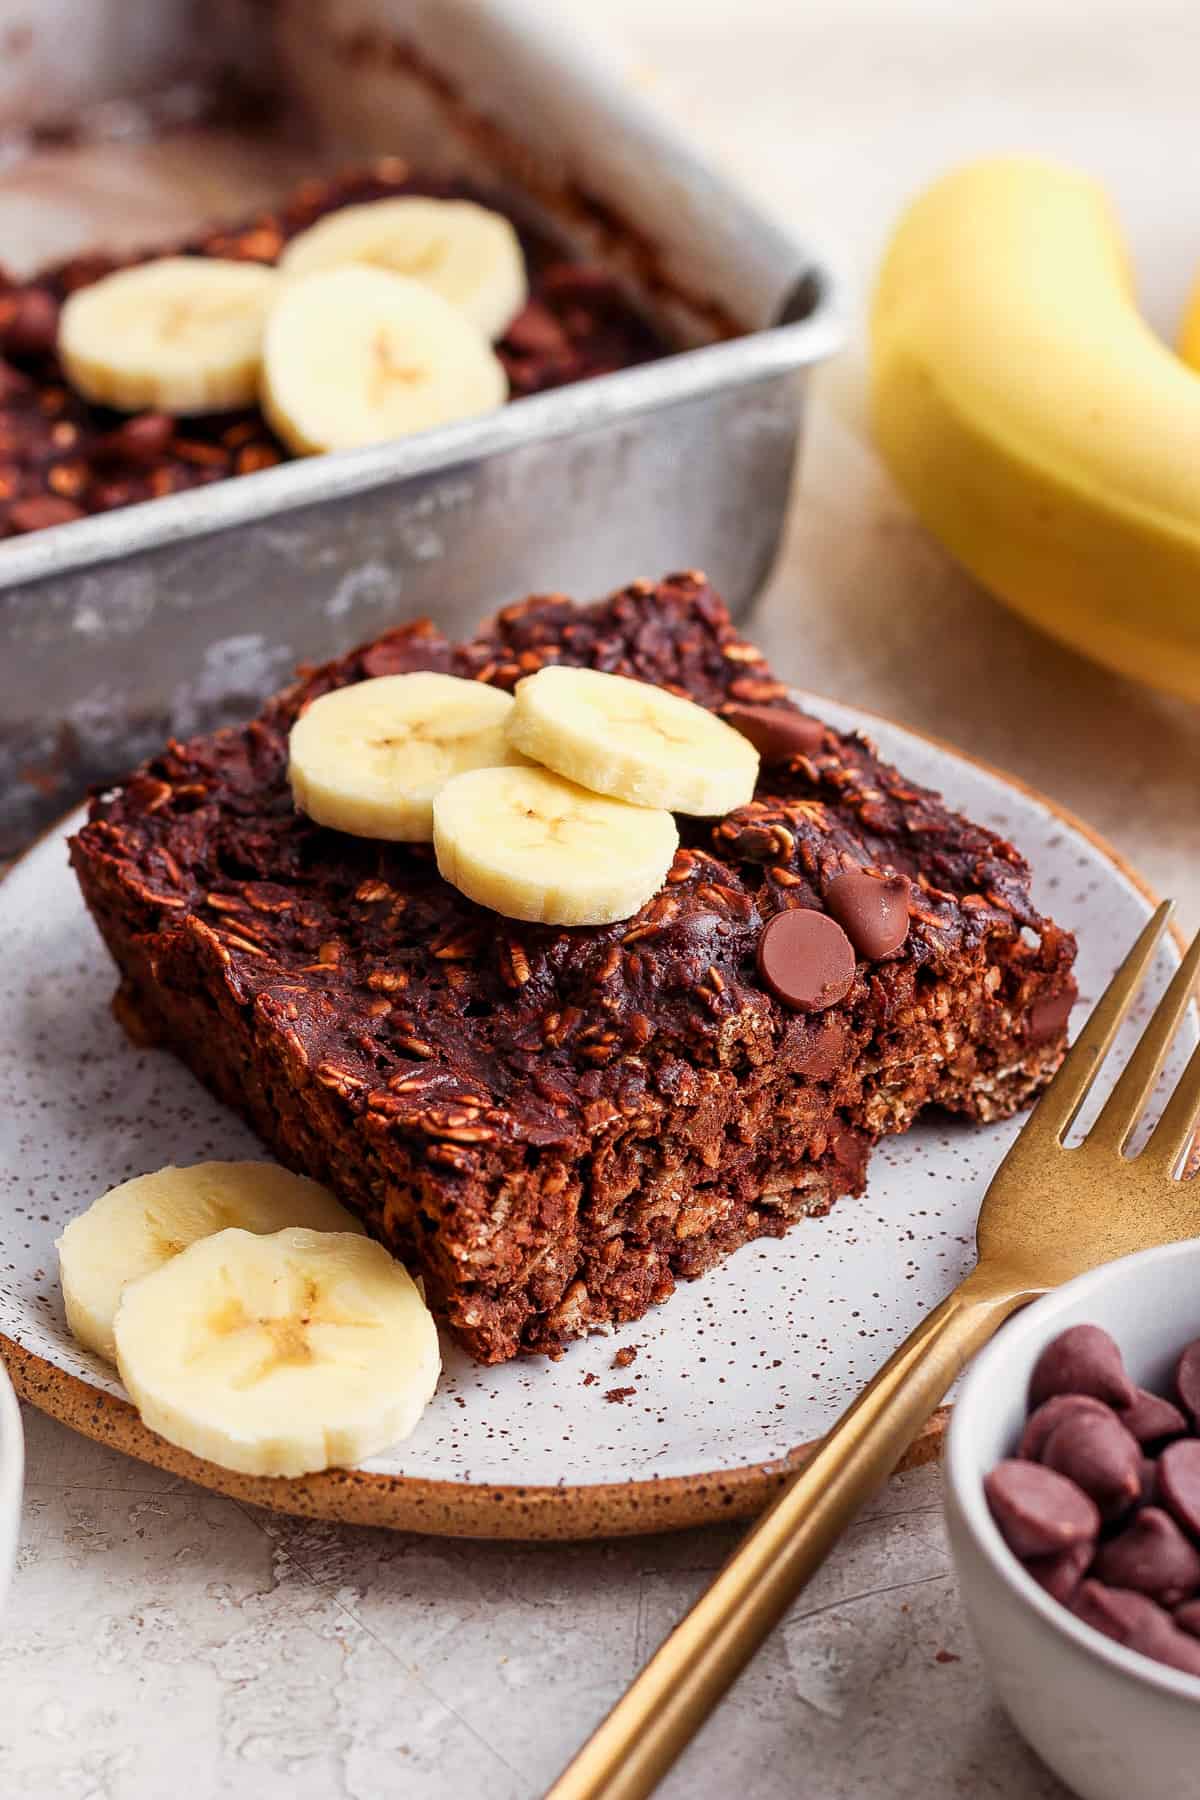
[0,1360,22,1611]
[946,1241,1200,1800]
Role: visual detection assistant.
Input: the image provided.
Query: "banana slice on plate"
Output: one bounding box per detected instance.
[433,763,678,926]
[113,1227,440,1478]
[260,266,507,455]
[58,256,280,413]
[279,196,527,341]
[509,666,759,816]
[289,671,523,842]
[57,1160,363,1364]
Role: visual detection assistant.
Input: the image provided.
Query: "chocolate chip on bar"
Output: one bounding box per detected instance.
[0,287,59,355]
[721,703,827,764]
[1028,1323,1136,1410]
[94,412,175,467]
[825,867,911,961]
[984,1459,1100,1559]
[1025,987,1076,1045]
[756,908,856,1012]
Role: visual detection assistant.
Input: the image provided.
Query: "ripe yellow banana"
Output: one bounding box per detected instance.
[870,155,1200,701]
[1177,275,1200,376]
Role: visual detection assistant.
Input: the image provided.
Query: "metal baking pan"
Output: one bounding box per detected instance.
[0,0,842,857]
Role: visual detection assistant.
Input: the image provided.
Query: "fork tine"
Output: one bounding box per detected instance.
[1088,927,1200,1154]
[1020,900,1174,1147]
[1143,1037,1200,1177]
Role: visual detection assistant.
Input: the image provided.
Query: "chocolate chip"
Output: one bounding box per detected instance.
[795,1016,848,1080]
[1042,1410,1143,1520]
[7,495,83,533]
[235,444,280,475]
[538,263,619,304]
[1175,1339,1200,1424]
[1158,1441,1200,1541]
[830,1129,865,1175]
[0,356,32,400]
[984,1459,1099,1558]
[1174,1599,1200,1639]
[1120,1388,1188,1445]
[1094,1508,1200,1606]
[2,287,59,356]
[1025,1540,1093,1604]
[1072,1581,1200,1674]
[1138,1456,1160,1507]
[756,908,856,1012]
[721,703,827,764]
[1026,987,1075,1044]
[1019,1393,1114,1462]
[825,867,911,961]
[91,479,136,512]
[503,300,571,358]
[95,411,174,467]
[1029,1324,1136,1410]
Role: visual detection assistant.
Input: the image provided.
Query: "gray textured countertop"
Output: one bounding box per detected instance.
[9,1410,1068,1799]
[5,2,1199,1795]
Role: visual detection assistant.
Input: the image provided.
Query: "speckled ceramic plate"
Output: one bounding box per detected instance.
[0,696,1191,1540]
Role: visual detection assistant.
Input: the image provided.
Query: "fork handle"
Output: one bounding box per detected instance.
[546,1269,1032,1800]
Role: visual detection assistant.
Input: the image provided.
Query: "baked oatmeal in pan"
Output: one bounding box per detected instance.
[0,162,667,538]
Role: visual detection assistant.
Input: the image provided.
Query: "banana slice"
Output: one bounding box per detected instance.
[433,763,678,926]
[57,1161,363,1364]
[508,666,759,816]
[279,197,527,341]
[113,1227,440,1478]
[260,266,507,455]
[58,256,279,413]
[289,671,523,842]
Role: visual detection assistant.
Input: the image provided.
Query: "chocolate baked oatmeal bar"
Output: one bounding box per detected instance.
[0,162,666,538]
[70,574,1077,1362]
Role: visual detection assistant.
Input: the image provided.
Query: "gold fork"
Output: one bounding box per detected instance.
[548,901,1200,1800]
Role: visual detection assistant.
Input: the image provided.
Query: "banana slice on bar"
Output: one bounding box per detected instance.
[279,197,528,340]
[260,266,507,455]
[113,1227,440,1478]
[508,666,759,816]
[57,1161,363,1364]
[433,763,678,926]
[289,671,523,842]
[58,256,280,413]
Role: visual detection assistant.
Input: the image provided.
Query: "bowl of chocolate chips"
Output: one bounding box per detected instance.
[945,1240,1200,1800]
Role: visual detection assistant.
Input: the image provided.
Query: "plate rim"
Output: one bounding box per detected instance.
[0,692,1176,1541]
